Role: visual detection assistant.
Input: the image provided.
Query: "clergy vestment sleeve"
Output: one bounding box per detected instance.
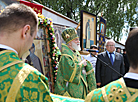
[86,61,97,91]
[60,55,83,84]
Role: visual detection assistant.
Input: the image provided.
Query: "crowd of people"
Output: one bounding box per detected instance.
[0,2,137,102]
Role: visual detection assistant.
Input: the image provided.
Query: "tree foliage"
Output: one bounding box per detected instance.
[34,0,138,41]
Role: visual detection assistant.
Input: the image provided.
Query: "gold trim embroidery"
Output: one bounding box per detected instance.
[73,55,78,62]
[66,37,79,44]
[128,87,138,92]
[119,78,131,97]
[69,63,77,82]
[86,69,94,75]
[6,65,33,102]
[61,54,77,83]
[80,75,88,87]
[84,85,86,98]
[63,91,71,97]
[101,87,109,102]
[61,54,73,59]
[126,91,138,102]
[0,61,23,72]
[85,91,94,102]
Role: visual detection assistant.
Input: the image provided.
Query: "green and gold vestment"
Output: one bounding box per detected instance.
[0,50,53,102]
[85,78,138,102]
[54,43,96,99]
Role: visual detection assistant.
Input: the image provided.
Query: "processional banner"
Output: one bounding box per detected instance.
[20,0,43,14]
[98,17,106,52]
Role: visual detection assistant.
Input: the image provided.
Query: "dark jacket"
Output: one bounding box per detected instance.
[96,51,125,87]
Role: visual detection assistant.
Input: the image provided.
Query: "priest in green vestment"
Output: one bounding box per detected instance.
[54,28,96,99]
[85,28,138,102]
[0,3,53,102]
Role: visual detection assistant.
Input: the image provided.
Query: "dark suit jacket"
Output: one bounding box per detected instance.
[96,51,125,87]
[26,55,44,75]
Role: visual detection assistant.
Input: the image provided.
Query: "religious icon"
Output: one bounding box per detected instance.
[22,40,45,75]
[100,23,105,34]
[80,10,97,50]
[86,19,91,48]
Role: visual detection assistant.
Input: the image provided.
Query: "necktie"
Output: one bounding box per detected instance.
[109,53,114,65]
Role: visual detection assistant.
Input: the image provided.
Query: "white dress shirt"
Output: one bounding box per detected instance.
[0,44,18,54]
[124,72,138,80]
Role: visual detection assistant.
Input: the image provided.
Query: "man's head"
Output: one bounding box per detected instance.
[62,28,81,51]
[90,45,98,56]
[105,39,115,53]
[69,38,81,51]
[123,49,126,54]
[116,47,121,53]
[0,3,38,35]
[125,28,138,69]
[0,3,38,57]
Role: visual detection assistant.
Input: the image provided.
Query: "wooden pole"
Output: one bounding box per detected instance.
[45,27,54,92]
[101,11,103,17]
[76,22,80,30]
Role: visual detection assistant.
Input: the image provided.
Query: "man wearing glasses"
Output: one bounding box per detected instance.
[96,39,125,87]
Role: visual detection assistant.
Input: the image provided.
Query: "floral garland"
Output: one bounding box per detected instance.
[38,13,60,83]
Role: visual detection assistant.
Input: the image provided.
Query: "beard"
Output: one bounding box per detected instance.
[71,41,81,51]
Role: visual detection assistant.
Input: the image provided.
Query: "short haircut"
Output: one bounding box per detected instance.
[116,47,121,50]
[0,3,38,36]
[116,47,121,52]
[105,39,115,46]
[90,45,98,49]
[130,28,137,31]
[125,28,138,69]
[123,49,126,52]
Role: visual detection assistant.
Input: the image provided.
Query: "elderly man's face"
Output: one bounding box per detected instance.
[72,38,80,44]
[106,42,115,53]
[70,38,81,51]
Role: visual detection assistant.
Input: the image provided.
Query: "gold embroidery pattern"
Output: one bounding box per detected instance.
[0,50,53,102]
[126,88,138,102]
[0,60,23,72]
[23,90,38,101]
[107,86,124,101]
[86,69,94,75]
[61,54,77,83]
[86,78,138,102]
[119,78,131,98]
[6,65,32,102]
[101,87,109,102]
